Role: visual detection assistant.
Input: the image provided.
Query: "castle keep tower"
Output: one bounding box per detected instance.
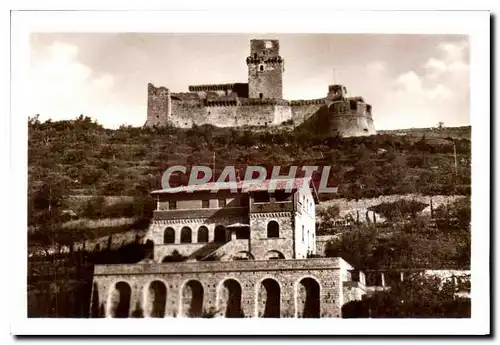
[246,39,284,99]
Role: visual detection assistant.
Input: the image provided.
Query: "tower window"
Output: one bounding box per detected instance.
[259,93,263,99]
[168,201,177,210]
[259,65,264,72]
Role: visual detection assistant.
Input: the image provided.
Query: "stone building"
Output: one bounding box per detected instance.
[145,39,376,137]
[91,177,366,318]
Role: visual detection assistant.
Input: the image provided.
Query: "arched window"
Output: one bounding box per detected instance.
[197,226,209,243]
[267,221,279,238]
[180,227,192,243]
[259,65,264,72]
[164,228,175,244]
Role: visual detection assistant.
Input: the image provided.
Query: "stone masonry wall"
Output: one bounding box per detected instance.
[146,84,171,127]
[290,103,324,125]
[91,258,351,318]
[168,103,291,128]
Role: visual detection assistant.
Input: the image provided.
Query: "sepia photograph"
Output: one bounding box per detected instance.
[9,9,490,336]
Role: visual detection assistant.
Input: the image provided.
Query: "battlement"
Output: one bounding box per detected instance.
[189,83,247,92]
[290,99,326,106]
[246,56,284,65]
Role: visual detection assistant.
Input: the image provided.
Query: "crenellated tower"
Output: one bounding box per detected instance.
[246,39,284,99]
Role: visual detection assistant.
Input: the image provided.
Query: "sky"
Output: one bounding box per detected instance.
[30,33,469,130]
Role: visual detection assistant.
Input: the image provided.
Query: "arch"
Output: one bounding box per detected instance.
[180,280,204,317]
[264,250,285,260]
[145,280,167,318]
[109,281,131,318]
[296,277,321,318]
[231,251,254,261]
[214,225,226,243]
[267,220,280,238]
[258,278,281,318]
[180,227,192,243]
[197,226,209,243]
[218,279,244,318]
[164,227,175,244]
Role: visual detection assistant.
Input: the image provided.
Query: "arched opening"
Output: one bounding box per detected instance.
[259,65,264,72]
[197,226,209,243]
[214,225,226,243]
[264,250,285,260]
[146,280,167,318]
[297,278,320,318]
[259,92,263,99]
[218,279,244,318]
[181,280,204,317]
[231,251,254,260]
[109,281,131,318]
[180,227,192,243]
[258,279,281,318]
[267,221,280,238]
[164,227,175,244]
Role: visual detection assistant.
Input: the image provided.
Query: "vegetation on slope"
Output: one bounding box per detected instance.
[29,115,471,201]
[27,115,471,318]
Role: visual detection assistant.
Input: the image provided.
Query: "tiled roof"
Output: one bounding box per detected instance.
[151,177,312,195]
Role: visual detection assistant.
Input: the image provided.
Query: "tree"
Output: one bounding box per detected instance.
[342,274,470,318]
[325,225,379,268]
[28,173,72,255]
[368,199,428,223]
[316,205,341,235]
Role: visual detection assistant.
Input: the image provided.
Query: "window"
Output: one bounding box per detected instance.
[265,41,273,49]
[164,227,175,244]
[197,226,209,243]
[180,227,192,243]
[218,198,226,207]
[259,93,263,99]
[214,225,226,243]
[267,221,279,238]
[350,100,357,111]
[253,192,269,203]
[202,200,209,209]
[168,201,177,210]
[302,225,305,242]
[259,65,264,72]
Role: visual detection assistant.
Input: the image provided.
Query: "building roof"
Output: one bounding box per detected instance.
[151,177,319,202]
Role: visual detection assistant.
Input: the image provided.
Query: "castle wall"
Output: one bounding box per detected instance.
[91,258,351,318]
[167,103,291,128]
[290,103,324,125]
[329,114,376,137]
[146,84,171,127]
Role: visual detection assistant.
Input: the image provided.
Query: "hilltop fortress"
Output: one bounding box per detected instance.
[146,39,376,137]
